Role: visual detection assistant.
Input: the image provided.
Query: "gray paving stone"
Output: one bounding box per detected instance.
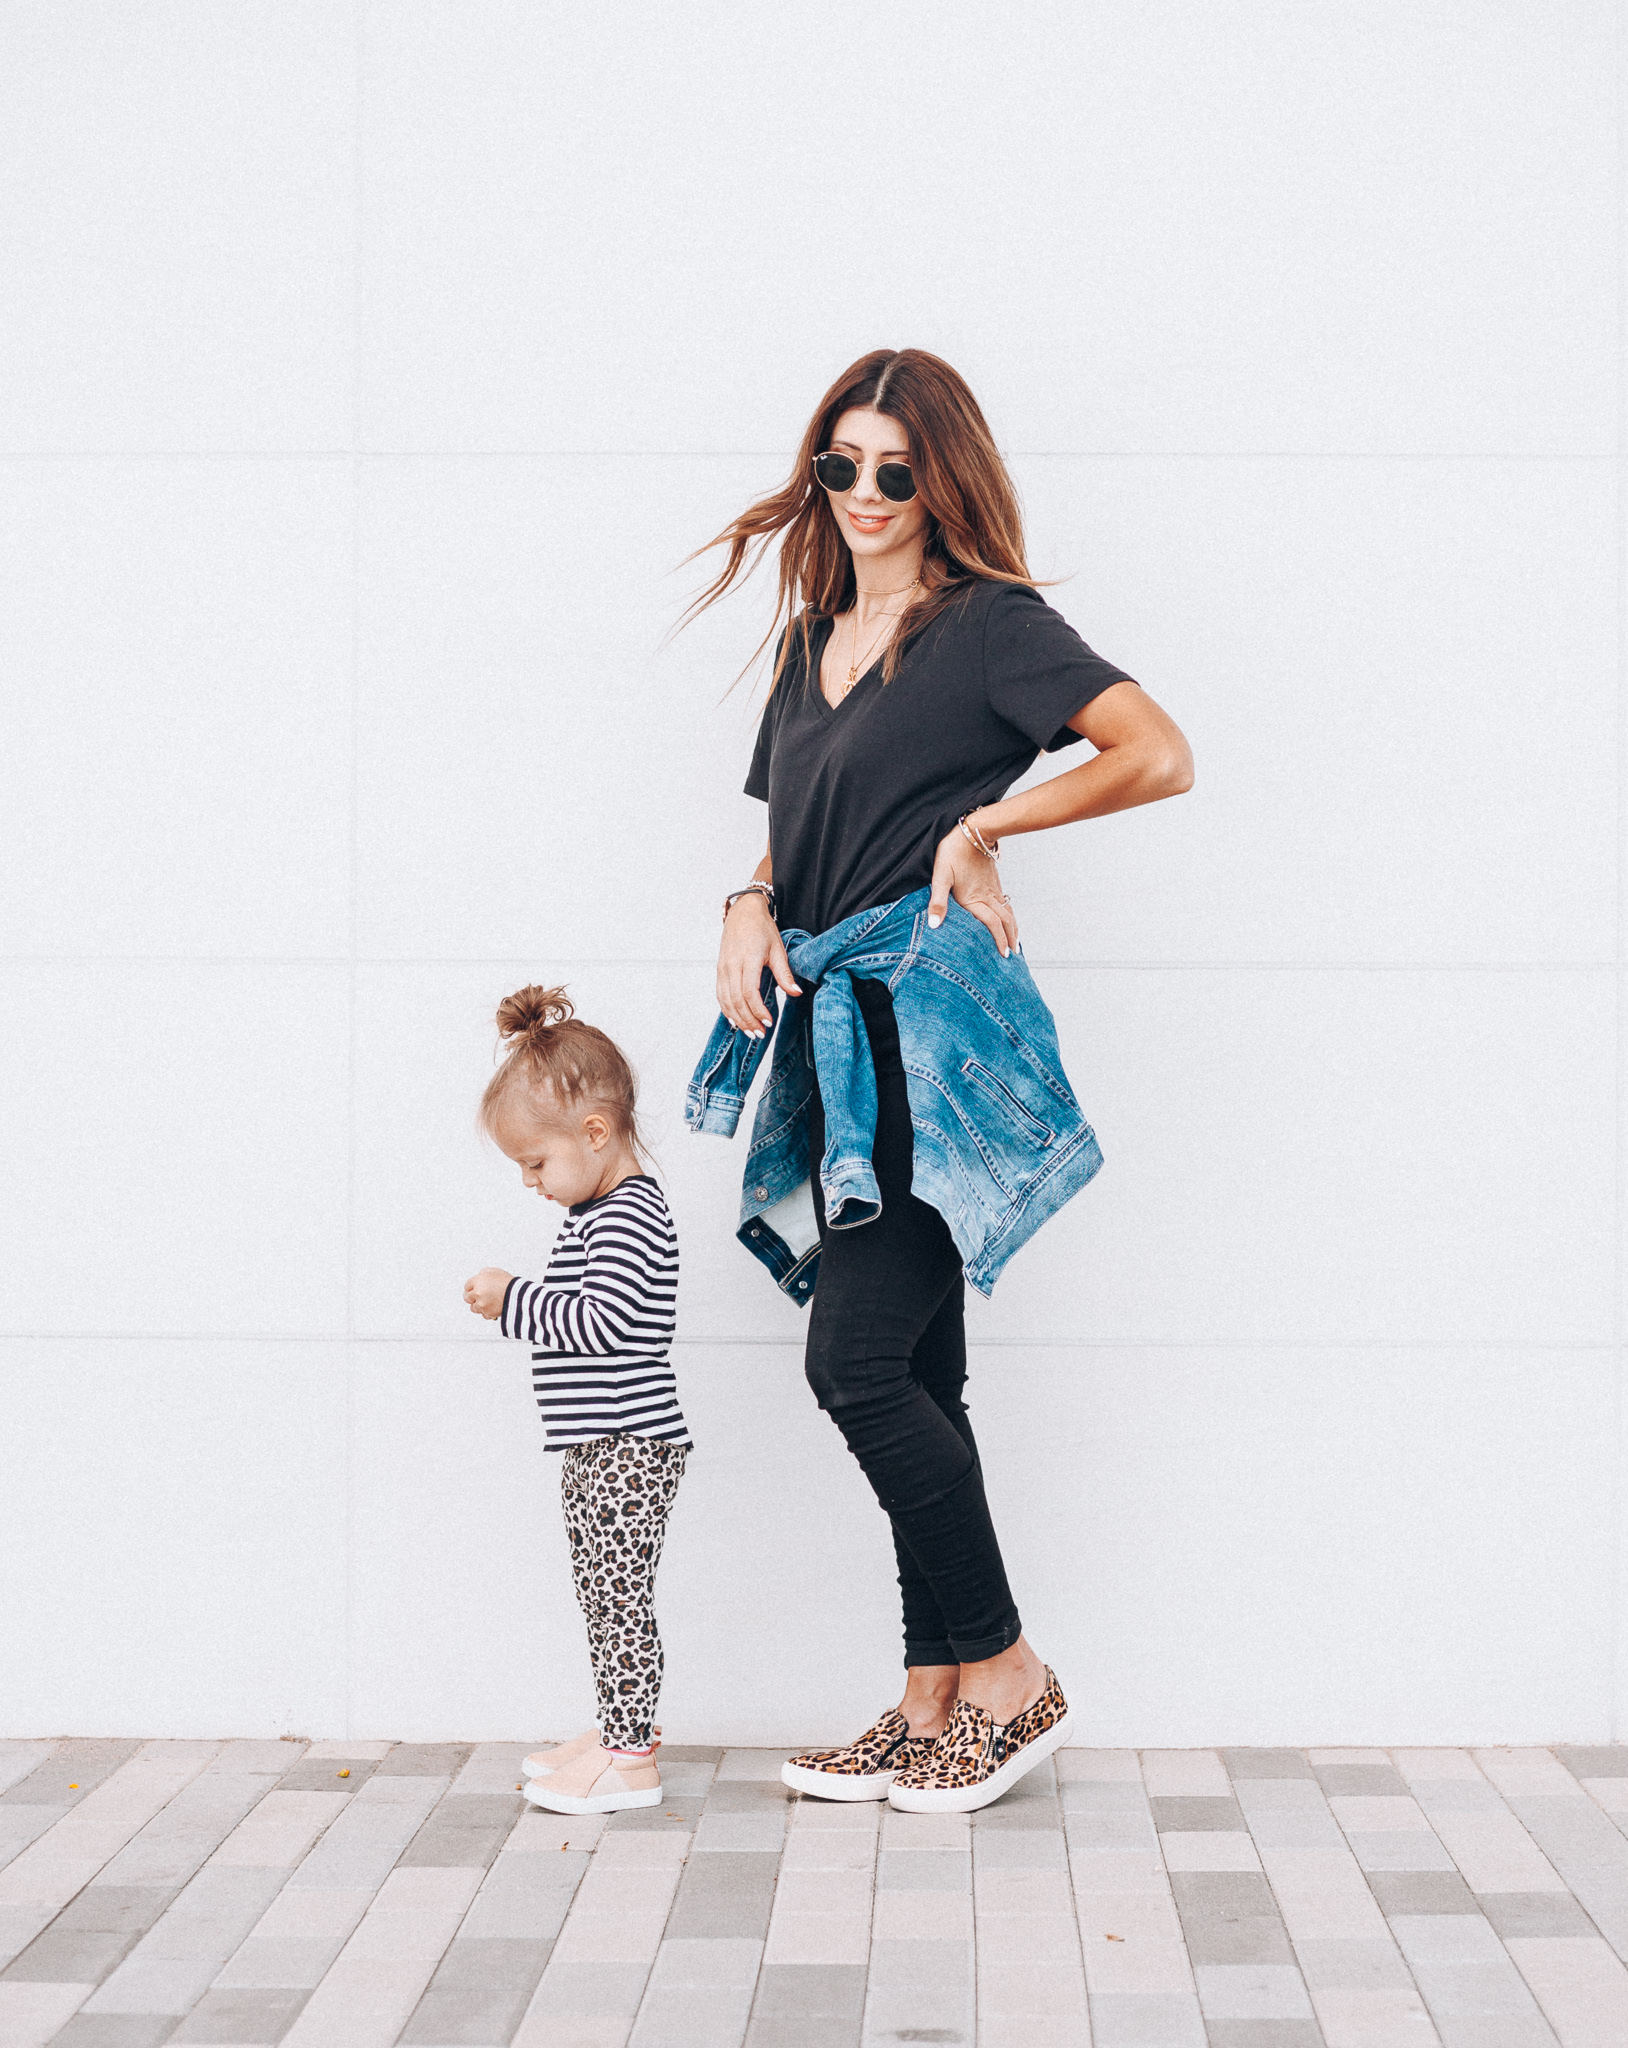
[97,1776,277,1892]
[631,1985,757,2046]
[876,1848,971,1892]
[1365,1869,1480,1916]
[1220,1751,1317,1782]
[1151,1795,1247,1832]
[1345,1829,1457,1873]
[1245,1810,1346,1850]
[271,1756,381,1793]
[1309,1763,1408,1797]
[666,1849,780,1938]
[1555,1746,1628,1779]
[867,1937,971,1987]
[1203,2025,1324,2048]
[1180,1914,1295,1966]
[1433,2020,1556,2048]
[1088,1991,1208,2045]
[525,1957,653,2018]
[213,1743,307,1775]
[399,1936,552,2043]
[0,1803,67,1867]
[745,2019,861,2048]
[751,1963,866,2019]
[861,1978,974,2040]
[1410,1956,1547,2018]
[706,1781,795,1815]
[2,1924,146,1981]
[0,1738,143,1807]
[214,1933,349,1990]
[377,1743,475,1777]
[973,1794,1064,1831]
[969,1827,1067,1868]
[1061,1778,1149,1813]
[51,2019,177,2048]
[45,1887,174,1938]
[605,1796,705,1832]
[1065,1807,1160,1849]
[396,1820,512,1869]
[661,1747,726,1765]
[169,1985,311,2042]
[693,1812,788,1853]
[1291,1937,1415,1990]
[1477,1888,1600,1937]
[1170,1871,1280,1919]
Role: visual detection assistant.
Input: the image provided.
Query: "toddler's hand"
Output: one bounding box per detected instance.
[464,1268,512,1320]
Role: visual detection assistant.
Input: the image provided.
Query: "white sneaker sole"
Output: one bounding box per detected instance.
[887,1707,1075,1814]
[781,1760,898,1802]
[522,1778,663,1815]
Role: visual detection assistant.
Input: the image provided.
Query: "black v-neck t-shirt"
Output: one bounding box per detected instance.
[745,579,1134,935]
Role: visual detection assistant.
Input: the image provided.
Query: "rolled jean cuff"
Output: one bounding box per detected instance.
[947,1614,1024,1666]
[903,1636,957,1668]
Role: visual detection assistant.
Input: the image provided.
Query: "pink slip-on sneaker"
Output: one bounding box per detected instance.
[523,1726,661,1778]
[522,1744,662,1815]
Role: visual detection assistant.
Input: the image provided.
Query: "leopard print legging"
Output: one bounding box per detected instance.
[559,1432,687,1749]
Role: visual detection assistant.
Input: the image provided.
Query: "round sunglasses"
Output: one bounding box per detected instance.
[813,450,918,503]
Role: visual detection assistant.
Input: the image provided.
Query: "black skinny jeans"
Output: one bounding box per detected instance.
[803,977,1023,1667]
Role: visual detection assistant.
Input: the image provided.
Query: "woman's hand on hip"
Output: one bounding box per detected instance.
[928,827,1018,958]
[717,895,801,1039]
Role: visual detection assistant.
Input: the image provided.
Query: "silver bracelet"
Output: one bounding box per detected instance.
[958,811,1000,860]
[722,880,777,924]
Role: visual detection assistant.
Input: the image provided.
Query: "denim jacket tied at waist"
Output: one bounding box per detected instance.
[683,887,1104,1303]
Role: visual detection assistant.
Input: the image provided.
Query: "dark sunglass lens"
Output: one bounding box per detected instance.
[876,462,917,502]
[814,452,859,492]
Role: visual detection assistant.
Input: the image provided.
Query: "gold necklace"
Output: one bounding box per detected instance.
[844,578,921,690]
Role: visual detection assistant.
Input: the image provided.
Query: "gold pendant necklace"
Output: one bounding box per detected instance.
[845,578,920,689]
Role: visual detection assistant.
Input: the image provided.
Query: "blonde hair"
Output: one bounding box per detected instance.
[479,984,646,1161]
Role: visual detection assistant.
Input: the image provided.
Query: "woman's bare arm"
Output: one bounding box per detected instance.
[716,847,801,1038]
[927,681,1193,955]
[981,680,1193,839]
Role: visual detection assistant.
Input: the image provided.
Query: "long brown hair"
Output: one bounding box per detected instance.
[681,348,1036,686]
[479,985,648,1166]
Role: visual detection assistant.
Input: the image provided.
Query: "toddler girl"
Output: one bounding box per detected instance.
[464,984,690,1815]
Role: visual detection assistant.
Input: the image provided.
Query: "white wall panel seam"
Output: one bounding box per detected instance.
[344,0,366,1749]
[1610,0,1627,1741]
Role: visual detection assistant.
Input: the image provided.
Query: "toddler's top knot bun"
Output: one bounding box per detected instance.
[495,984,574,1041]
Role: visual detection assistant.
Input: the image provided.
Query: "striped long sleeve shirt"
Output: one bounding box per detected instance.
[499,1173,691,1451]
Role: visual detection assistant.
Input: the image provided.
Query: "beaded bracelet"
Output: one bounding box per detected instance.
[958,811,1000,860]
[722,880,777,924]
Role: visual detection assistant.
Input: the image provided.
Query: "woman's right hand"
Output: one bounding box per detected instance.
[717,895,801,1039]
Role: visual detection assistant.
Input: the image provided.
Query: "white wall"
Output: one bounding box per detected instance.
[1,1,1621,1746]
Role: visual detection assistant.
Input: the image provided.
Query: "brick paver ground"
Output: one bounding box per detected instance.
[3,1738,1628,2045]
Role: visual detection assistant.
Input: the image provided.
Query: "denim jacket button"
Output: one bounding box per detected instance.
[755,1186,768,1200]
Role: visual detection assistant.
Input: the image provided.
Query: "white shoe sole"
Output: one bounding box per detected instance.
[781,1760,898,1802]
[522,1778,663,1815]
[887,1707,1075,1814]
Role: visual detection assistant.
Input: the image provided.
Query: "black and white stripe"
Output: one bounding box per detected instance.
[500,1174,691,1451]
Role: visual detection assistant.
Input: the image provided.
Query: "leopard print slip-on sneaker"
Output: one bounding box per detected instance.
[781,1706,942,1802]
[887,1667,1073,1814]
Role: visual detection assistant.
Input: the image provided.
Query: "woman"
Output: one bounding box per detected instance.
[687,348,1192,1812]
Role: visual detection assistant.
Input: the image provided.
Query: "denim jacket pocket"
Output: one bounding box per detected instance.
[961,1056,1055,1149]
